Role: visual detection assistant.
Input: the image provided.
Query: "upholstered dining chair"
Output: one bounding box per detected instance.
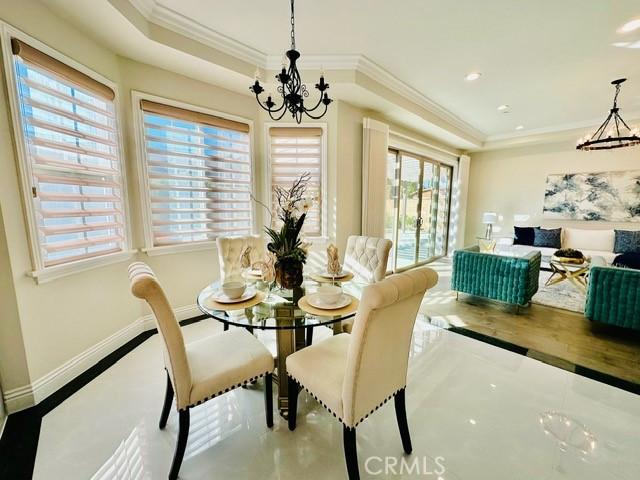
[344,235,392,284]
[216,235,265,282]
[286,267,438,480]
[340,235,393,334]
[128,262,274,480]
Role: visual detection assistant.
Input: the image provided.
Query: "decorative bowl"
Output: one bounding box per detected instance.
[222,281,246,299]
[317,285,342,305]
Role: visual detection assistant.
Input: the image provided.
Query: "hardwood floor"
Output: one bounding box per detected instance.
[420,261,640,386]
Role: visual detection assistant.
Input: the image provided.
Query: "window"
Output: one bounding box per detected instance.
[268,127,324,236]
[9,38,128,271]
[139,99,252,248]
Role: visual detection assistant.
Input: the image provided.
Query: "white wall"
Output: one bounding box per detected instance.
[465,139,640,244]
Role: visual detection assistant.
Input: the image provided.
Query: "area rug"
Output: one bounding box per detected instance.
[531,270,585,313]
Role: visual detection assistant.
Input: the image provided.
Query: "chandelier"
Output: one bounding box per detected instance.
[577,78,640,151]
[250,0,332,123]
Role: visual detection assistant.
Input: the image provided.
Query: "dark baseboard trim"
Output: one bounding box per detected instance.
[448,326,640,396]
[0,315,209,479]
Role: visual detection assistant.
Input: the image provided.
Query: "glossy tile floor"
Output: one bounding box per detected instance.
[32,316,640,480]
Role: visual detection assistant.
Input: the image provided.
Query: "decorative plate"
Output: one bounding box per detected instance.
[306,293,352,310]
[317,270,350,279]
[211,289,257,304]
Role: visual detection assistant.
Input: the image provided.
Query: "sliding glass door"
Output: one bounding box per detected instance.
[385,150,453,272]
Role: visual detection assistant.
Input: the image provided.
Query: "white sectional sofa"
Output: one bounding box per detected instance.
[497,228,618,264]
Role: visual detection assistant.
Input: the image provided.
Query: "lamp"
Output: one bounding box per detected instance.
[482,212,497,239]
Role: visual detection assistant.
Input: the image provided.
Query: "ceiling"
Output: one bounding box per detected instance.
[42,0,640,148]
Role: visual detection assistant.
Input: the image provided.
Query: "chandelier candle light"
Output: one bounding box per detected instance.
[250,0,332,123]
[577,78,640,151]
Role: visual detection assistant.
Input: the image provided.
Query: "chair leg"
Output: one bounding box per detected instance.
[305,326,313,346]
[224,323,229,331]
[343,425,360,480]
[394,388,412,454]
[287,377,299,431]
[168,409,190,480]
[264,373,273,428]
[159,371,174,429]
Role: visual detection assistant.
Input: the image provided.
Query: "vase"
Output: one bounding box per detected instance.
[275,258,304,289]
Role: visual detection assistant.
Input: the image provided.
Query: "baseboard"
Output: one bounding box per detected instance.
[2,304,201,413]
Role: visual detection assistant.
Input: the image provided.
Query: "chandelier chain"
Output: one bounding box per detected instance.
[290,0,296,50]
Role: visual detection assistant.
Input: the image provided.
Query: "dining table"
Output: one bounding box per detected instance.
[197,275,366,418]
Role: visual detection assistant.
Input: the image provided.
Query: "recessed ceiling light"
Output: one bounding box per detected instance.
[618,18,640,34]
[515,125,524,130]
[497,104,510,112]
[465,72,482,81]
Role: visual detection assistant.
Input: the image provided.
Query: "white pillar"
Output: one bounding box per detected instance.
[361,118,389,237]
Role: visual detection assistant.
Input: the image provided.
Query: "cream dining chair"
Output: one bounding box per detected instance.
[216,235,265,283]
[286,267,438,480]
[339,235,393,334]
[344,235,392,284]
[128,262,274,480]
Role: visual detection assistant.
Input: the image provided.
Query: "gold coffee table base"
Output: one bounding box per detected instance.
[545,260,590,293]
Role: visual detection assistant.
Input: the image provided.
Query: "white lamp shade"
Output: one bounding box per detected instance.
[482,212,498,224]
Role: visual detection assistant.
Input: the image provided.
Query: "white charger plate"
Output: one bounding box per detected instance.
[306,293,352,310]
[211,289,257,304]
[317,270,350,279]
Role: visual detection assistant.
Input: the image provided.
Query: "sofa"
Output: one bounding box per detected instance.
[452,245,542,308]
[585,257,640,331]
[498,228,620,265]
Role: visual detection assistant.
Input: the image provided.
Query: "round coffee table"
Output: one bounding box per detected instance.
[545,256,591,292]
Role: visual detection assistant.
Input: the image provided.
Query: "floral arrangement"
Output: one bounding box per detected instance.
[263,172,314,264]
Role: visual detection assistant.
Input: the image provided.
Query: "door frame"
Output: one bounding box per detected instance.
[388,149,454,273]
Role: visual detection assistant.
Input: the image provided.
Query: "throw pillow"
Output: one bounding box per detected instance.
[614,230,640,254]
[533,227,561,248]
[612,252,640,270]
[513,226,537,246]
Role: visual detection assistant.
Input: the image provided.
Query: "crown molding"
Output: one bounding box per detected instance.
[122,0,485,145]
[127,0,155,18]
[474,111,640,152]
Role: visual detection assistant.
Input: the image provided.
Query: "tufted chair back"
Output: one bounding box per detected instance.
[342,267,437,427]
[128,262,192,410]
[344,235,392,284]
[216,235,266,282]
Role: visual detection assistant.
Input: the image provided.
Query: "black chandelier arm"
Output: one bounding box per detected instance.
[303,102,330,120]
[254,93,287,114]
[269,106,290,122]
[590,112,613,141]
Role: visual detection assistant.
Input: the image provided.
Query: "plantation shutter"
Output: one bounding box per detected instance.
[11,38,126,268]
[140,100,252,246]
[269,127,322,236]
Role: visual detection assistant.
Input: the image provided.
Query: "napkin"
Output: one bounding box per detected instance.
[327,244,342,275]
[252,252,276,283]
[240,245,253,269]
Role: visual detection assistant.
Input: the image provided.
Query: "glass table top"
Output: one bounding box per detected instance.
[197,279,366,330]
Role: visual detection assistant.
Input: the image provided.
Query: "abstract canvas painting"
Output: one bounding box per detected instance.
[543,170,640,221]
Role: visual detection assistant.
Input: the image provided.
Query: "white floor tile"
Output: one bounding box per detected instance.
[32,317,640,480]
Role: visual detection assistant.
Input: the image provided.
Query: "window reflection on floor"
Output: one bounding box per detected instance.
[185,393,242,460]
[91,424,150,480]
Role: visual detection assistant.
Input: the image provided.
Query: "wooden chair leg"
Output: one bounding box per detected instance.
[159,371,174,429]
[305,326,313,346]
[168,409,190,480]
[394,388,412,454]
[265,373,273,428]
[343,425,360,480]
[287,377,299,431]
